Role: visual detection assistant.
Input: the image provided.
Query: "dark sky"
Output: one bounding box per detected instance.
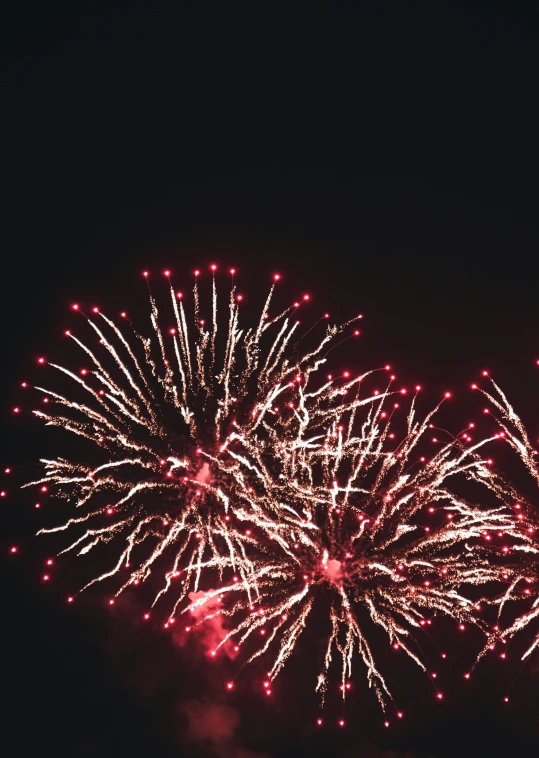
[2,2,539,756]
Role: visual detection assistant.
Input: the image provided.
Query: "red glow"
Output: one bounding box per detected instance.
[10,546,18,554]
[237,294,243,302]
[227,682,234,690]
[229,268,236,275]
[37,357,46,364]
[92,307,99,314]
[436,693,444,700]
[43,574,50,581]
[316,718,322,726]
[67,596,74,603]
[273,273,281,281]
[338,720,345,727]
[142,271,149,278]
[163,270,171,277]
[194,270,200,277]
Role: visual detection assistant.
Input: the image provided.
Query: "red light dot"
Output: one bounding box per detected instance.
[397,712,403,719]
[21,382,28,388]
[10,546,18,554]
[316,719,322,726]
[92,307,99,314]
[163,270,171,277]
[464,673,470,680]
[237,294,243,301]
[227,682,234,690]
[436,693,443,700]
[482,370,489,376]
[37,357,45,364]
[0,491,5,498]
[194,270,200,276]
[444,392,452,398]
[72,303,79,310]
[144,613,150,620]
[504,697,509,703]
[67,596,74,603]
[273,273,281,281]
[43,574,50,581]
[142,271,149,278]
[109,599,115,605]
[384,721,390,728]
[303,294,310,301]
[46,559,53,566]
[339,720,345,727]
[41,486,48,493]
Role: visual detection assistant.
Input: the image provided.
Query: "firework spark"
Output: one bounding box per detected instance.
[9,268,539,719]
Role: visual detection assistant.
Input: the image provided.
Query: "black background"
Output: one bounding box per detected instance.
[2,2,539,756]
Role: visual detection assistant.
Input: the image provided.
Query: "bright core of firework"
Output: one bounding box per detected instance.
[12,267,539,719]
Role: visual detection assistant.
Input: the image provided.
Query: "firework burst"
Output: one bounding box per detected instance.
[7,267,539,720]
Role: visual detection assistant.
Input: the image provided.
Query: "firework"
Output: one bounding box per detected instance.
[187,370,539,716]
[8,268,539,720]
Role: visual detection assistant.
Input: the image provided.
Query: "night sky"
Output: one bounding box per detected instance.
[2,2,539,756]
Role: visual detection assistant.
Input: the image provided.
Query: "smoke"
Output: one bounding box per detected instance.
[174,590,239,659]
[180,699,268,758]
[196,462,212,483]
[325,558,342,583]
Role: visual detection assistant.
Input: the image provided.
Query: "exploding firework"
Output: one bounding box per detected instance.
[7,267,539,720]
[187,370,539,716]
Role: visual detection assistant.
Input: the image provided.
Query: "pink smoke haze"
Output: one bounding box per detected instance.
[179,590,239,659]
